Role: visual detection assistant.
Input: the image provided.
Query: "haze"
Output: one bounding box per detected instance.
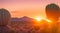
[0,0,60,18]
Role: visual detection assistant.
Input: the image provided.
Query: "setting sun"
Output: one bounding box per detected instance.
[35,17,42,21]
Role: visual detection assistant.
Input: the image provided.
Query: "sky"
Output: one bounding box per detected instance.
[0,0,60,18]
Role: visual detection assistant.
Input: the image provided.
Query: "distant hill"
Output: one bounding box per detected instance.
[11,16,36,22]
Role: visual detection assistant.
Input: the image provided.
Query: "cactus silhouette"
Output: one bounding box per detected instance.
[0,8,11,26]
[0,8,11,33]
[45,3,60,33]
[46,3,60,21]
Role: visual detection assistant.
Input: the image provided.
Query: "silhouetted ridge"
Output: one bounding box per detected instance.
[11,16,36,22]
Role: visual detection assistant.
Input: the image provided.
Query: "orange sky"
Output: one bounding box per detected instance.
[0,0,60,18]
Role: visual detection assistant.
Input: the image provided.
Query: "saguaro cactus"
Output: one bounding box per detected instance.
[45,3,60,33]
[46,3,60,21]
[0,8,11,26]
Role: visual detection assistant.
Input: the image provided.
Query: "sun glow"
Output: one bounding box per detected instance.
[44,19,52,22]
[34,16,52,22]
[35,17,42,21]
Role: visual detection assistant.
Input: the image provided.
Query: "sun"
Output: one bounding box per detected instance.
[35,17,42,21]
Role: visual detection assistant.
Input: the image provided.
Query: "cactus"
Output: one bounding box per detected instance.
[45,3,60,33]
[0,8,11,26]
[46,3,60,21]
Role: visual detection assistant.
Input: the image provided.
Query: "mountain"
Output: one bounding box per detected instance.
[20,16,35,21]
[11,16,36,22]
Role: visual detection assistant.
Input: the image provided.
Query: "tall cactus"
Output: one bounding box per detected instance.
[46,3,60,21]
[45,3,60,33]
[0,8,11,26]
